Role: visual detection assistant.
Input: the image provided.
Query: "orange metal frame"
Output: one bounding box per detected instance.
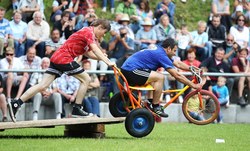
[112,66,203,114]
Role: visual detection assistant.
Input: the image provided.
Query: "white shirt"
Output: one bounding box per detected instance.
[0,57,24,78]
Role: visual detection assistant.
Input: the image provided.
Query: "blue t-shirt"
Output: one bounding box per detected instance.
[121,46,174,71]
[212,85,229,101]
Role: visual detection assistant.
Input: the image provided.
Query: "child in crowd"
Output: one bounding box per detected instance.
[212,76,229,123]
[187,94,205,121]
[176,24,192,60]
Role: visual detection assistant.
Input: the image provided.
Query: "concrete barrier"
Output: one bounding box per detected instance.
[1,102,250,123]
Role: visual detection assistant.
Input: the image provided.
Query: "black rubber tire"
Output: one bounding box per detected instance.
[109,92,133,117]
[182,90,220,125]
[125,108,155,138]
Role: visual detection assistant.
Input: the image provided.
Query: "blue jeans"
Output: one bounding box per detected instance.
[83,96,100,117]
[189,111,205,121]
[14,40,25,57]
[26,39,45,58]
[217,99,228,122]
[102,0,115,8]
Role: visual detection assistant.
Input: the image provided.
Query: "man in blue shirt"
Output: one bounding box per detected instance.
[121,38,202,117]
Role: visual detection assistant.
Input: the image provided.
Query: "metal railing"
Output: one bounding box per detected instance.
[0,69,249,77]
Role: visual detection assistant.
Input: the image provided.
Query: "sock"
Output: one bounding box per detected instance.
[152,103,159,108]
[73,103,82,108]
[17,98,24,106]
[148,99,153,103]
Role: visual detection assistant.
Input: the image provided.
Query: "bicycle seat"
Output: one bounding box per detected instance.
[129,84,154,90]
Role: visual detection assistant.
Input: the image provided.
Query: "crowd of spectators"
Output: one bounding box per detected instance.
[0,0,250,123]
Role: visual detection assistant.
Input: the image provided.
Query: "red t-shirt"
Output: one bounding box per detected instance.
[50,26,96,64]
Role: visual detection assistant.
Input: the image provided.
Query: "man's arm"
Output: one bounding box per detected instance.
[167,68,201,89]
[89,43,114,66]
[173,60,190,71]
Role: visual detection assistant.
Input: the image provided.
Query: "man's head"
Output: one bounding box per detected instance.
[26,47,36,62]
[214,47,225,61]
[161,38,177,58]
[51,28,61,43]
[41,57,50,70]
[5,47,14,62]
[13,10,22,24]
[119,27,128,38]
[33,11,43,25]
[160,14,169,27]
[226,34,235,47]
[91,19,111,40]
[211,14,221,28]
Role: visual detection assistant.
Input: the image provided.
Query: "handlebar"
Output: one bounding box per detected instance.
[189,66,203,84]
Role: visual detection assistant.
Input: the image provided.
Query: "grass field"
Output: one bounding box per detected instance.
[0,122,249,151]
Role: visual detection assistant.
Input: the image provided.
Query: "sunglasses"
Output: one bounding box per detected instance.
[6,53,14,56]
[238,19,245,22]
[227,39,234,42]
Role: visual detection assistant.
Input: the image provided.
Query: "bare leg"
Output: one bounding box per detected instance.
[238,77,245,97]
[15,73,29,99]
[73,72,91,104]
[146,71,164,104]
[0,94,7,117]
[6,73,14,98]
[20,74,56,102]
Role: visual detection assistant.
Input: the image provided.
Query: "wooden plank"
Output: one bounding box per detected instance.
[0,117,125,130]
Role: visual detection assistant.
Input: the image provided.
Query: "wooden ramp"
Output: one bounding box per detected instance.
[0,117,125,138]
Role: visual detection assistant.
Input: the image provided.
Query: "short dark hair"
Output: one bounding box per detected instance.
[161,38,177,49]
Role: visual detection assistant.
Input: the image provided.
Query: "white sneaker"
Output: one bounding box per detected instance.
[111,8,115,14]
[181,0,187,3]
[165,95,171,103]
[102,7,106,12]
[178,96,184,103]
[33,112,38,121]
[56,113,61,119]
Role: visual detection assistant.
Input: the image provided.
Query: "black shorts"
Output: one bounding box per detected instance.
[45,61,84,77]
[121,68,151,86]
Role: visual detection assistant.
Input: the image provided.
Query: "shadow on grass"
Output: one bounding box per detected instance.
[0,135,134,139]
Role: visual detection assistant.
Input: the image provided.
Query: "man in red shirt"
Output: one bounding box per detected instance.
[8,19,115,122]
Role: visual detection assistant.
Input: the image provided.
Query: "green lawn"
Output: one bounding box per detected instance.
[0,122,249,151]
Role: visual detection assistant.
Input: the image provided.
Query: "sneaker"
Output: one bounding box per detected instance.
[2,117,7,122]
[72,105,93,118]
[7,99,20,122]
[33,112,38,121]
[152,105,169,118]
[102,7,106,12]
[237,97,248,107]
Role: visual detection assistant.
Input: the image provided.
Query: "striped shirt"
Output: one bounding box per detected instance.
[0,18,12,39]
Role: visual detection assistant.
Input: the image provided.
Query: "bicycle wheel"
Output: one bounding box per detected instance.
[125,108,155,138]
[182,90,220,125]
[109,91,135,117]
